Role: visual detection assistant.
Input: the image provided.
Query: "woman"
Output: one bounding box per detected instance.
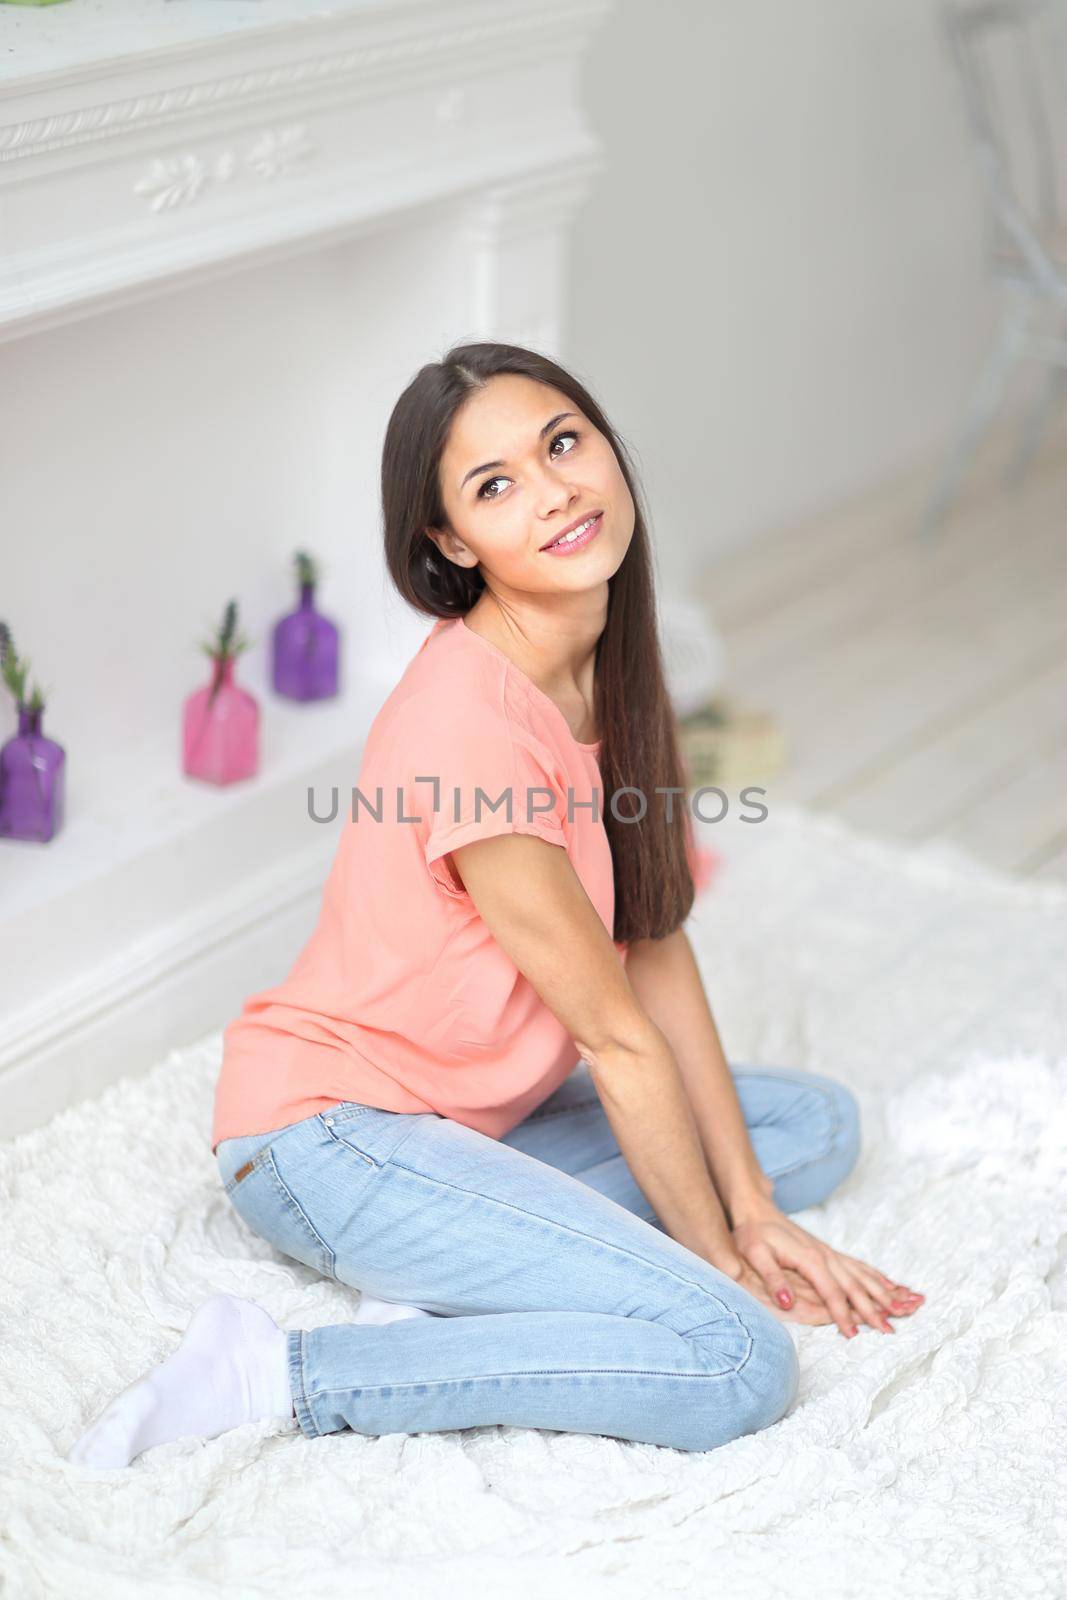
[68,342,923,1470]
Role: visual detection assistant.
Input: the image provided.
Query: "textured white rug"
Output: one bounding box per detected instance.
[2,804,1065,1600]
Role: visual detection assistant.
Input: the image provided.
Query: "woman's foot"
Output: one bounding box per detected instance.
[67,1293,294,1469]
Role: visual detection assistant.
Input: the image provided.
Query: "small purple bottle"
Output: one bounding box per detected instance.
[0,624,66,844]
[272,550,340,702]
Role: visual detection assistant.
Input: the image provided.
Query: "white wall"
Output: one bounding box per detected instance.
[566,0,1002,586]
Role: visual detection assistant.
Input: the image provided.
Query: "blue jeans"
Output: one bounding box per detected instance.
[216,1062,860,1452]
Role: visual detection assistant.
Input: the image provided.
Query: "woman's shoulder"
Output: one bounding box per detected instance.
[395,619,551,740]
[360,636,514,771]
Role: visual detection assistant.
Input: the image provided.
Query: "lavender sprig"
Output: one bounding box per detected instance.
[294,550,320,590]
[0,621,48,714]
[198,598,252,665]
[197,599,253,709]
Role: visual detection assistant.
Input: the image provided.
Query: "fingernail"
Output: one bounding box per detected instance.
[777,1290,792,1308]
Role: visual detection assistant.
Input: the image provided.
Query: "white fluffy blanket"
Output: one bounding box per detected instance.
[2,805,1064,1599]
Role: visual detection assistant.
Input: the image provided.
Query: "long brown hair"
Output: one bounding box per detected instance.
[381,341,695,943]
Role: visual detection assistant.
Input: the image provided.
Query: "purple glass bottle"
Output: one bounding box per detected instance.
[272,559,340,702]
[0,704,66,842]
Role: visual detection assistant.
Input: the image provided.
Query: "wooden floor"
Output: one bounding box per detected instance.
[695,414,1067,885]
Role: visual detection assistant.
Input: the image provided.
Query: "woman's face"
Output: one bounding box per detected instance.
[430,374,635,594]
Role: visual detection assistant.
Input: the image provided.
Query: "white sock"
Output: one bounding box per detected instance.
[352,1291,436,1326]
[67,1293,294,1469]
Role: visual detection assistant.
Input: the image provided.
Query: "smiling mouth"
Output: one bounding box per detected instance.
[540,511,604,552]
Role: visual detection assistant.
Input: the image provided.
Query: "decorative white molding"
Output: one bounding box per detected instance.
[0,4,602,163]
[469,165,602,248]
[464,159,603,353]
[0,0,612,341]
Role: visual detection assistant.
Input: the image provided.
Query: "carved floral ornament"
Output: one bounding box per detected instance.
[131,125,316,211]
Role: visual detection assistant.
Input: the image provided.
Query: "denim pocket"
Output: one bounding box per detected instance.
[227,1142,337,1279]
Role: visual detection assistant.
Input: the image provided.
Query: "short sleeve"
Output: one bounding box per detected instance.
[416,714,568,898]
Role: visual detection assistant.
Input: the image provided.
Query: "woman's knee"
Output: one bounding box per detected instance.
[731,1311,799,1441]
[673,1307,799,1452]
[807,1077,862,1205]
[766,1075,862,1213]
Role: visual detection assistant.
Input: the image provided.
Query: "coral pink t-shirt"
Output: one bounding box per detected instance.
[210,615,629,1152]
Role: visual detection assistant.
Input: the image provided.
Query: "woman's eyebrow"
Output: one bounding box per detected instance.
[459,412,576,490]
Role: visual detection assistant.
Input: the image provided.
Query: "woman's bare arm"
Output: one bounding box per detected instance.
[623,928,774,1224]
[446,832,741,1267]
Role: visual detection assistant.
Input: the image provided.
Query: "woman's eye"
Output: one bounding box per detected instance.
[477,429,580,500]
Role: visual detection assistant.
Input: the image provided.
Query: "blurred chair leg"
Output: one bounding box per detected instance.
[917,297,1028,543]
[1006,355,1067,489]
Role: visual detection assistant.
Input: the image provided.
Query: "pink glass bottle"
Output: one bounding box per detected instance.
[182,657,259,785]
[0,704,66,842]
[272,577,339,701]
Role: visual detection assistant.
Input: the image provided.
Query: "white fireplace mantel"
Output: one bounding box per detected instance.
[0,0,614,1137]
[0,0,610,342]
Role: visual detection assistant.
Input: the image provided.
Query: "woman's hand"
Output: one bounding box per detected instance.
[717,1197,925,1338]
[712,1256,844,1326]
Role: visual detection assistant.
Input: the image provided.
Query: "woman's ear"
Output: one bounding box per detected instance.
[426,525,477,570]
